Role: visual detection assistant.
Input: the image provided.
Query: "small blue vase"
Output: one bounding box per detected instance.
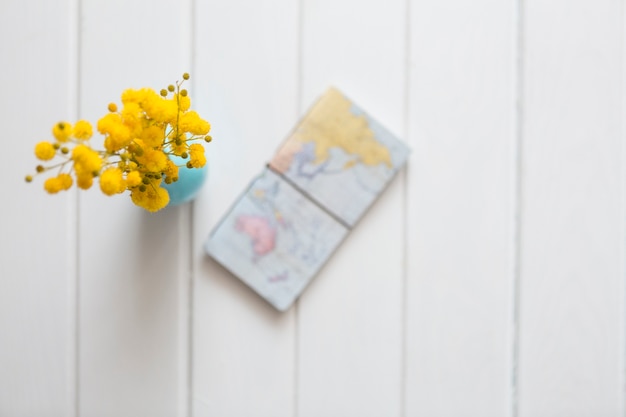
[163,155,208,206]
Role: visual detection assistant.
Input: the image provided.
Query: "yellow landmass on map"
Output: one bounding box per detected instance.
[271,88,392,173]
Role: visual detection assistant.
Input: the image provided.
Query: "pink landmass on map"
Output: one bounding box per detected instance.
[236,215,276,256]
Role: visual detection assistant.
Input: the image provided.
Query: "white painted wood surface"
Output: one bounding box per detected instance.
[1,0,625,416]
[192,1,298,416]
[77,1,193,416]
[407,1,514,416]
[518,1,624,416]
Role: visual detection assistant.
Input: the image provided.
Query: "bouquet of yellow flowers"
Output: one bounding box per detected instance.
[26,73,212,212]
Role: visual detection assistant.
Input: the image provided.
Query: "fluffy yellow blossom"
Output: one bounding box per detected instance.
[35,141,56,161]
[136,147,168,173]
[175,93,191,112]
[72,144,102,176]
[179,111,210,135]
[99,168,126,195]
[58,173,73,190]
[121,88,152,105]
[73,120,93,140]
[188,144,206,168]
[143,94,178,124]
[164,159,179,182]
[131,183,170,212]
[122,88,177,123]
[169,134,188,156]
[52,122,72,142]
[121,102,143,132]
[141,125,165,148]
[98,113,132,152]
[76,173,93,190]
[125,170,142,188]
[43,174,72,193]
[44,177,63,194]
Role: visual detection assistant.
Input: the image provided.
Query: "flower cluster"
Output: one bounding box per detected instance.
[26,73,212,212]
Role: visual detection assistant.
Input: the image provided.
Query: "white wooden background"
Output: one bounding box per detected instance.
[1,0,623,416]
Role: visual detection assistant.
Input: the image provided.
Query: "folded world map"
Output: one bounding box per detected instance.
[204,88,410,311]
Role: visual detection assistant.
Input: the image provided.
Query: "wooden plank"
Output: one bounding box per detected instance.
[517,1,623,415]
[191,1,299,416]
[77,0,192,415]
[296,1,406,415]
[406,1,515,416]
[0,0,77,415]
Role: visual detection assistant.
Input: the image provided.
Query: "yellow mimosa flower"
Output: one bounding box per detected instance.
[34,142,56,161]
[28,73,211,212]
[76,173,93,190]
[58,173,73,190]
[73,120,93,140]
[125,171,142,188]
[131,184,169,212]
[188,143,206,168]
[52,122,72,142]
[44,177,63,194]
[99,168,126,195]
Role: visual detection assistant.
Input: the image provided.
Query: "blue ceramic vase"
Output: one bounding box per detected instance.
[162,155,208,206]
